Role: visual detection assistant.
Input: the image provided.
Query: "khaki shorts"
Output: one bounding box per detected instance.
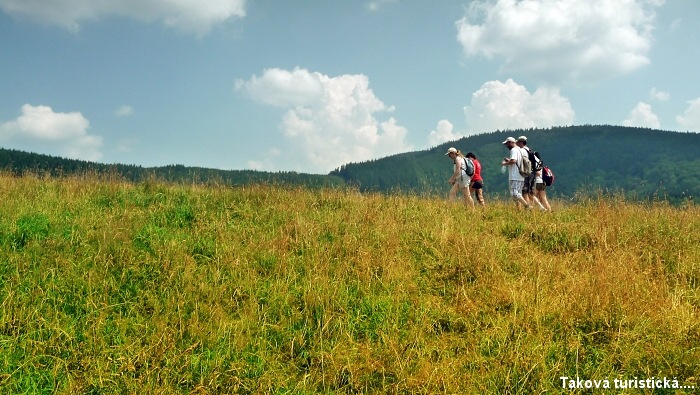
[454,176,470,189]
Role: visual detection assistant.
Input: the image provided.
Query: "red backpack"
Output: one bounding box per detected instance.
[542,166,555,186]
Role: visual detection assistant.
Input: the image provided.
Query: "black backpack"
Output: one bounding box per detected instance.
[530,150,543,171]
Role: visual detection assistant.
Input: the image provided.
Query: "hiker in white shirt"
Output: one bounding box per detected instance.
[500,137,531,209]
[445,147,475,208]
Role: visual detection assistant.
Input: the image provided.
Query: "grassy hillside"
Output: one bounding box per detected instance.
[0,174,699,393]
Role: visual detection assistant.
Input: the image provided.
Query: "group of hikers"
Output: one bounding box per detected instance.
[445,135,552,211]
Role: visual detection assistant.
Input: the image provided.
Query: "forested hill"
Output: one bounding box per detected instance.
[330,125,700,201]
[0,148,344,189]
[2,125,699,201]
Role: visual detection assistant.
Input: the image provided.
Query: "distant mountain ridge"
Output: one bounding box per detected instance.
[0,148,344,189]
[330,125,700,202]
[2,125,699,202]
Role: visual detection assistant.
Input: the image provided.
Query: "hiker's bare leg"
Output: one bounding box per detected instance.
[462,187,475,208]
[448,183,459,202]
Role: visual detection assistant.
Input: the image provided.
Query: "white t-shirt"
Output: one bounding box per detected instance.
[453,157,471,186]
[535,169,543,184]
[509,147,525,181]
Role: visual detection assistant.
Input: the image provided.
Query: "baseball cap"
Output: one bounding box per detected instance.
[517,135,528,142]
[502,137,516,144]
[445,147,458,155]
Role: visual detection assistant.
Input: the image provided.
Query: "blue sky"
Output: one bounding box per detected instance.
[1,0,698,174]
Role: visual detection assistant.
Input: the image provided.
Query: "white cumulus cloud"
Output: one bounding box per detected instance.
[676,98,700,132]
[456,0,662,85]
[235,67,324,108]
[237,68,413,173]
[247,148,280,171]
[0,0,246,35]
[0,104,103,161]
[649,88,670,102]
[428,119,461,146]
[463,79,574,134]
[623,102,660,128]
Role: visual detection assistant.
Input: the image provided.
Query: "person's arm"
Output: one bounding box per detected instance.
[448,160,461,184]
[502,149,517,166]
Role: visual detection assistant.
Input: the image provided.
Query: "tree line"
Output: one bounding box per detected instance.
[0,149,343,189]
[2,125,699,203]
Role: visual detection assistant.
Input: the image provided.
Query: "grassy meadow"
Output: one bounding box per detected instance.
[0,173,698,394]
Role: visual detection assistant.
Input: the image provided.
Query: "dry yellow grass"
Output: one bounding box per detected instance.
[0,173,698,394]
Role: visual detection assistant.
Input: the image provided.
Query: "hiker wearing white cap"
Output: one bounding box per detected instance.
[445,147,475,208]
[501,137,531,209]
[516,136,546,211]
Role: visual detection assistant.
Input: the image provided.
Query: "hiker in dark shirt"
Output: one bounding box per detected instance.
[516,136,546,211]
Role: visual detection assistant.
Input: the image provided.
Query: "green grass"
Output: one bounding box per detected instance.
[0,173,698,394]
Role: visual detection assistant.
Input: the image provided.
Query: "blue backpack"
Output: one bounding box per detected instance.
[461,157,475,177]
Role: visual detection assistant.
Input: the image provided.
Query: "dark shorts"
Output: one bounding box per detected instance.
[536,182,546,191]
[470,180,483,190]
[522,173,536,193]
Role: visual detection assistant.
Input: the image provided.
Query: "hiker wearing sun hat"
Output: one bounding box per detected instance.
[501,137,531,209]
[445,147,475,208]
[516,136,547,211]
